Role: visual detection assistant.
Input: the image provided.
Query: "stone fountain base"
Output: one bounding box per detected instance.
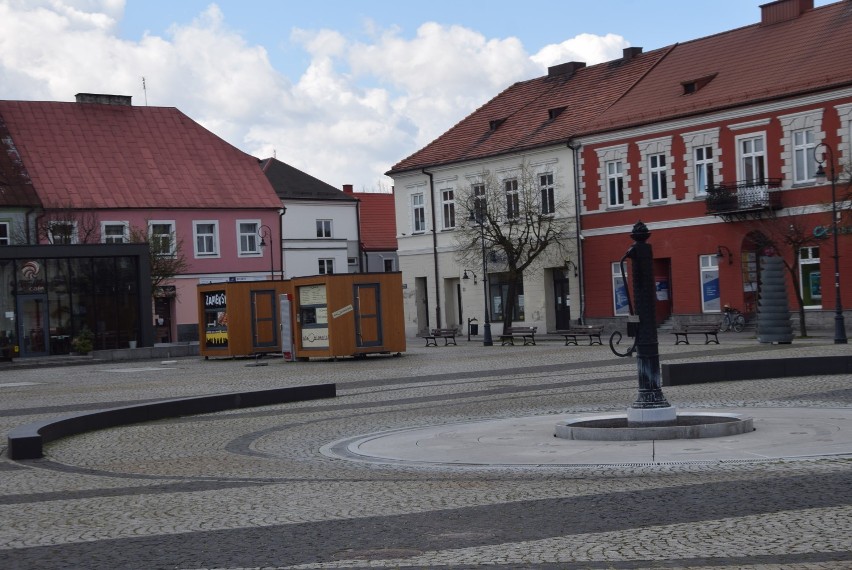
[555,411,753,441]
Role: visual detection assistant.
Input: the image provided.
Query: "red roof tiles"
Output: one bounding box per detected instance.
[0,100,280,210]
[352,191,397,251]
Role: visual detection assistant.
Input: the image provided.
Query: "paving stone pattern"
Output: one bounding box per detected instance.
[0,336,850,569]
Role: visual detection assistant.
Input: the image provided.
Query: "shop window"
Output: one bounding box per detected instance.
[799,246,821,308]
[612,261,630,315]
[489,272,524,322]
[700,254,721,312]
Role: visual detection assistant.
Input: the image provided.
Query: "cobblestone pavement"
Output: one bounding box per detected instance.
[0,335,851,569]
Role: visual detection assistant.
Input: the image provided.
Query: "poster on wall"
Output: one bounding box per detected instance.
[702,270,720,312]
[614,277,629,315]
[203,290,228,348]
[655,279,669,301]
[298,284,329,349]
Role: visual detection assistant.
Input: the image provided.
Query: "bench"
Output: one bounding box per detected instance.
[551,325,604,346]
[423,327,459,347]
[671,324,720,345]
[499,326,538,346]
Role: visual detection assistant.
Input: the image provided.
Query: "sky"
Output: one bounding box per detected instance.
[0,0,835,193]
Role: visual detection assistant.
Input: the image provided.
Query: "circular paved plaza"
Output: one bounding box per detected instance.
[1,335,851,569]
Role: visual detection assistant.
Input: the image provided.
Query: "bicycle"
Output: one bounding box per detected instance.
[719,305,745,332]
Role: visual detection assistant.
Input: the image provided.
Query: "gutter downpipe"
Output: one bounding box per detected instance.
[278,207,287,280]
[568,140,585,324]
[354,197,364,273]
[422,168,442,329]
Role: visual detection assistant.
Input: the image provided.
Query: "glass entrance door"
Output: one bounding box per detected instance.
[17,294,49,357]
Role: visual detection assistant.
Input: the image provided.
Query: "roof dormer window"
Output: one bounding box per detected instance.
[681,73,718,95]
[548,106,567,120]
[489,118,506,131]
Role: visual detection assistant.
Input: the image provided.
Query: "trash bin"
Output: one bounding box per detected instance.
[469,322,479,336]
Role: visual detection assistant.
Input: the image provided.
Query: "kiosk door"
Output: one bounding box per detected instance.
[355,284,382,347]
[251,290,278,349]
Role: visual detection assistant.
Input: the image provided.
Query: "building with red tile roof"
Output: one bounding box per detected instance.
[0,94,283,347]
[388,0,852,339]
[343,185,398,273]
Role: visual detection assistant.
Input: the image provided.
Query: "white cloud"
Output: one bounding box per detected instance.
[531,33,629,68]
[0,1,633,191]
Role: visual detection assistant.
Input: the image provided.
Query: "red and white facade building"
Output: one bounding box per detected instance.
[577,0,852,332]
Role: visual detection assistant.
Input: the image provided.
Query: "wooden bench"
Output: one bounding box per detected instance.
[551,325,604,346]
[499,326,538,346]
[671,324,720,345]
[423,327,459,347]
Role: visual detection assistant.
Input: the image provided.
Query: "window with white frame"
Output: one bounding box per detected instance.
[540,173,555,215]
[694,146,715,195]
[612,262,629,315]
[238,221,261,255]
[316,219,332,238]
[792,128,817,183]
[505,178,519,219]
[149,221,176,256]
[412,193,426,233]
[606,161,624,207]
[48,221,77,244]
[473,183,486,219]
[739,134,766,185]
[318,258,334,275]
[700,254,721,312]
[101,222,128,244]
[799,246,821,308]
[441,189,455,229]
[193,221,219,257]
[0,222,10,245]
[649,153,668,202]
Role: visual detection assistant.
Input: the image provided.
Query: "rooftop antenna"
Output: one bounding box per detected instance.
[142,76,148,106]
[273,148,276,159]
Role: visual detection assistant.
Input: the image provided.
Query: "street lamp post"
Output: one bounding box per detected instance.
[258,224,274,281]
[468,209,493,346]
[815,143,848,344]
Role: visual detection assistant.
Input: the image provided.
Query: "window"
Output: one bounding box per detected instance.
[793,129,817,183]
[799,246,821,308]
[316,219,332,238]
[694,146,715,195]
[412,193,426,233]
[101,222,128,244]
[238,221,261,255]
[48,221,76,244]
[318,258,334,275]
[700,254,721,312]
[441,189,455,229]
[739,135,766,185]
[0,222,10,245]
[505,178,519,219]
[383,258,395,272]
[489,272,524,321]
[348,257,357,266]
[606,161,624,207]
[540,173,555,215]
[612,262,629,315]
[149,221,175,256]
[473,183,486,220]
[649,154,667,201]
[193,221,219,257]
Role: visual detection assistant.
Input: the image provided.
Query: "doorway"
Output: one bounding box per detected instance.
[553,270,572,329]
[17,294,49,357]
[355,283,382,347]
[251,289,278,349]
[414,277,429,335]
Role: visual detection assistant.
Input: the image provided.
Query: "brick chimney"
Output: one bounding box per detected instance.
[75,93,132,106]
[760,0,813,26]
[548,61,586,78]
[622,47,643,61]
[342,184,354,194]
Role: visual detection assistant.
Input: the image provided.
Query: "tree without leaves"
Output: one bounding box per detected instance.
[127,224,189,295]
[453,160,575,330]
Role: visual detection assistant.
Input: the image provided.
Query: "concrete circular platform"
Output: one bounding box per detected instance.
[321,407,852,467]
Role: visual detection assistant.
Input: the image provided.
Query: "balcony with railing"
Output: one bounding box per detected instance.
[705,178,783,221]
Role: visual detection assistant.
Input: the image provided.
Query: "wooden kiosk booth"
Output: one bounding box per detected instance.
[197,272,405,360]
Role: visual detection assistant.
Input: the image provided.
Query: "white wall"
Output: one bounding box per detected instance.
[282,200,358,277]
[392,146,580,337]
